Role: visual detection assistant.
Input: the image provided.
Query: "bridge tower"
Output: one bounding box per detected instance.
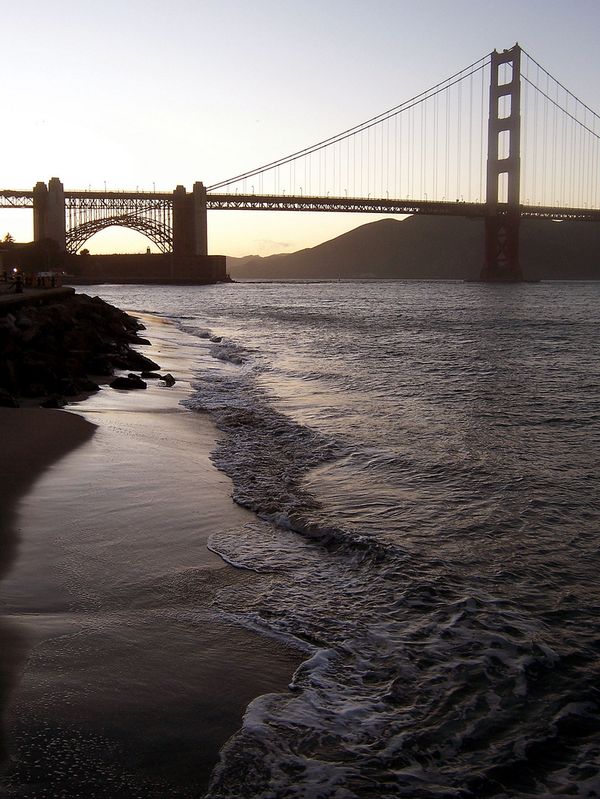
[33,177,67,251]
[172,182,208,257]
[481,44,523,282]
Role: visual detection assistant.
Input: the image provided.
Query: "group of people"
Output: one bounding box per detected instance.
[1,270,61,293]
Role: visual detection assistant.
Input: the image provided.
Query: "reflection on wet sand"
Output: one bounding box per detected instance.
[0,321,301,796]
[0,409,96,778]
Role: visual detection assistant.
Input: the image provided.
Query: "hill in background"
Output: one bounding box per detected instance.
[227,216,600,281]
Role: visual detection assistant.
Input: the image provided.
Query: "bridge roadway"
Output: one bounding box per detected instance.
[205,193,600,222]
[1,188,600,223]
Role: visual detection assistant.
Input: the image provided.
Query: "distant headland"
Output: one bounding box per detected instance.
[227,216,600,282]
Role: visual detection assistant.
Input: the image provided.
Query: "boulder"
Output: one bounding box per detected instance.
[40,395,65,408]
[84,354,114,376]
[110,374,147,390]
[0,388,19,407]
[58,377,101,396]
[161,373,176,387]
[126,350,161,371]
[77,377,101,393]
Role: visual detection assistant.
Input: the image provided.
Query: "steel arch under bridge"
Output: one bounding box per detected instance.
[64,193,174,254]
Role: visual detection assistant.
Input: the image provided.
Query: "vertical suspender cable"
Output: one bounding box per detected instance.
[382,116,386,199]
[456,83,462,200]
[399,114,403,197]
[569,95,576,207]
[480,62,485,202]
[433,90,438,199]
[533,65,539,203]
[552,76,558,204]
[445,86,450,199]
[421,101,425,198]
[562,94,567,206]
[394,113,398,197]
[542,71,549,204]
[522,74,528,201]
[468,70,473,201]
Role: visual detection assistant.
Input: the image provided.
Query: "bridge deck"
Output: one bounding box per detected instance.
[206,194,600,222]
[1,188,599,222]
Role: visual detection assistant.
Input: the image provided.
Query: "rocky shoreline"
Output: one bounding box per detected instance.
[0,290,168,408]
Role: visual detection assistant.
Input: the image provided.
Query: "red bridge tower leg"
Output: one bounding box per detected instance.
[481,44,523,282]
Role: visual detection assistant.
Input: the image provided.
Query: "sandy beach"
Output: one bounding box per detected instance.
[0,315,303,797]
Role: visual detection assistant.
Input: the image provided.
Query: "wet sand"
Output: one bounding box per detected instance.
[0,317,303,797]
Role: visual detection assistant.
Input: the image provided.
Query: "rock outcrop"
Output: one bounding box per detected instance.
[110,374,148,390]
[0,292,157,407]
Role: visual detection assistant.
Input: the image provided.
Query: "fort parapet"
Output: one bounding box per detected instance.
[65,253,228,285]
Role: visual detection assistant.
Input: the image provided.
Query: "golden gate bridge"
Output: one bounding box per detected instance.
[1,44,599,282]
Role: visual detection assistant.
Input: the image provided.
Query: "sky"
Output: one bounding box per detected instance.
[2,0,600,257]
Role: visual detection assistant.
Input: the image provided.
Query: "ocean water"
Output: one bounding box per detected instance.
[90,280,600,798]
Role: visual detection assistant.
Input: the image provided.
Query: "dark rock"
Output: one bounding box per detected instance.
[0,291,155,403]
[40,395,65,408]
[110,374,147,390]
[111,355,131,370]
[210,336,222,343]
[58,378,81,396]
[22,382,55,399]
[161,373,176,387]
[18,356,59,395]
[0,388,19,407]
[141,371,162,379]
[58,377,101,396]
[126,350,161,371]
[84,354,114,376]
[77,378,101,393]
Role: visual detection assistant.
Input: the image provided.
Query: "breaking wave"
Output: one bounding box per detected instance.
[178,288,600,798]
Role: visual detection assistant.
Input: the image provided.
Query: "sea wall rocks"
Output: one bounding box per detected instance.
[0,292,159,407]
